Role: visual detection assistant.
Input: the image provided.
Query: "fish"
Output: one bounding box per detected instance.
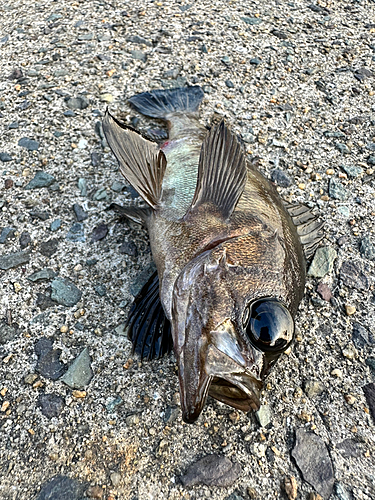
[102,86,323,423]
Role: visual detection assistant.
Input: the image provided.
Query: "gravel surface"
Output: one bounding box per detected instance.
[1,1,375,499]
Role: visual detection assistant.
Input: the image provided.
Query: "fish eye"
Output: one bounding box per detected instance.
[244,298,294,353]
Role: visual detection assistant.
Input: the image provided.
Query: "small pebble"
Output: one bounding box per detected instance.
[344,394,356,405]
[345,304,356,316]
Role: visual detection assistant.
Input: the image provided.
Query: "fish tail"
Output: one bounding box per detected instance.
[128,86,204,119]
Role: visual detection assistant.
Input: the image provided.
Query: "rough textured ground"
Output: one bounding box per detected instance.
[1,0,375,499]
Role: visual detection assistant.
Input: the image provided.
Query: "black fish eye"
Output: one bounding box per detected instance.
[244,298,294,353]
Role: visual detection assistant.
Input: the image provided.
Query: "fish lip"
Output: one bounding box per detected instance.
[208,373,262,412]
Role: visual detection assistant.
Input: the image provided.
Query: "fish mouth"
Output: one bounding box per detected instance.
[179,338,263,423]
[208,374,261,413]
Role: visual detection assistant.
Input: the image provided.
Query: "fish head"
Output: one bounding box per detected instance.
[171,232,298,423]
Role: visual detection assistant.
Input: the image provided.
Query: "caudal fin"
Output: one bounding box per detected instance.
[128,86,204,119]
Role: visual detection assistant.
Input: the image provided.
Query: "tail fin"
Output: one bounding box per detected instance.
[128,86,204,119]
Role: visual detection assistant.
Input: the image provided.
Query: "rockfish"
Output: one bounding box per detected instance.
[102,87,323,423]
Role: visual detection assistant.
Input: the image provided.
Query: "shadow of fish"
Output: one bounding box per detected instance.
[102,87,323,423]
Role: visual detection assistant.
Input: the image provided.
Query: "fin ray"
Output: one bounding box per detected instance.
[284,202,325,261]
[128,86,204,119]
[126,271,172,360]
[187,120,247,220]
[102,111,166,209]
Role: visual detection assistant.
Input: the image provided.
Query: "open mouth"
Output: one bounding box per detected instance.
[208,375,262,412]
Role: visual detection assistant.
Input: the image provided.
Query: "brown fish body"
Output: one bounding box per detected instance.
[103,87,322,422]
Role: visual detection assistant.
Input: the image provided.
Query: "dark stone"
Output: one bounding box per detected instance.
[0,251,30,270]
[351,322,373,347]
[225,79,234,88]
[5,179,13,189]
[340,261,369,290]
[127,186,139,199]
[34,338,53,358]
[270,168,292,187]
[35,475,85,500]
[131,50,147,62]
[50,219,61,232]
[25,171,55,189]
[0,152,13,162]
[27,268,56,282]
[335,143,350,155]
[91,152,99,167]
[94,284,107,296]
[85,258,98,267]
[36,346,66,381]
[39,239,59,258]
[91,224,108,242]
[51,278,82,307]
[9,68,23,80]
[18,100,31,111]
[359,236,375,261]
[336,439,363,459]
[340,164,363,178]
[0,321,17,345]
[363,383,375,423]
[36,293,55,311]
[60,347,93,389]
[291,428,334,499]
[272,29,288,39]
[180,454,242,487]
[63,110,75,117]
[66,223,85,243]
[127,35,152,46]
[0,227,16,244]
[250,57,262,66]
[37,393,64,418]
[241,17,262,25]
[73,203,88,222]
[18,137,39,151]
[367,155,375,166]
[66,96,89,110]
[329,178,348,200]
[119,240,138,257]
[30,210,50,221]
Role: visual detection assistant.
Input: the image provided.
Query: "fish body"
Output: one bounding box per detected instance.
[103,87,323,423]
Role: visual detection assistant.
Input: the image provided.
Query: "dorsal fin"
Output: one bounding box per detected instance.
[187,120,247,220]
[284,202,325,261]
[102,110,167,209]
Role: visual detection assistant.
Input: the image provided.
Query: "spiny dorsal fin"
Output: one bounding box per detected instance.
[103,110,166,209]
[284,202,325,261]
[187,120,247,220]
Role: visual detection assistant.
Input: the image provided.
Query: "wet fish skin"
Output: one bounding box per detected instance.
[102,87,315,423]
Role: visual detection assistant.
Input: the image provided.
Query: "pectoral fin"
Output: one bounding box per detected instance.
[186,120,247,220]
[126,271,173,360]
[103,110,167,209]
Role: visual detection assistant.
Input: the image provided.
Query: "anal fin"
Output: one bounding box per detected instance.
[126,271,173,360]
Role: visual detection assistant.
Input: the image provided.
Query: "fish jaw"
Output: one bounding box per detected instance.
[174,316,264,423]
